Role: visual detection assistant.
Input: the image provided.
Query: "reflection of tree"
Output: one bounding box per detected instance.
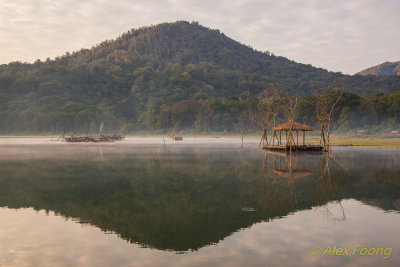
[263,152,314,207]
[317,201,346,223]
[316,152,346,222]
[262,151,347,221]
[317,153,334,203]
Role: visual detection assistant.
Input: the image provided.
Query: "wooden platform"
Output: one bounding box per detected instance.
[173,137,183,141]
[262,145,324,153]
[64,134,124,143]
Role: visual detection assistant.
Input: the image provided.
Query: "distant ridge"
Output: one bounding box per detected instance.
[356,61,400,76]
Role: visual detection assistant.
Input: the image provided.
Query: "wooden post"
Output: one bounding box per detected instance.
[303,131,305,146]
[296,131,299,147]
[279,131,282,145]
[273,131,275,146]
[99,121,104,137]
[285,130,287,145]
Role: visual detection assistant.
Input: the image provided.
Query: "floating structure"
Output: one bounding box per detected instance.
[263,121,324,153]
[64,134,124,143]
[60,122,126,143]
[171,129,183,141]
[264,145,324,152]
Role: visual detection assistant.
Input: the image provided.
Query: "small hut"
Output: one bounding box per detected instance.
[273,122,313,146]
[263,121,323,152]
[171,129,183,141]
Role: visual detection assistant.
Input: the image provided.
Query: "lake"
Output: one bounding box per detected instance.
[0,137,399,267]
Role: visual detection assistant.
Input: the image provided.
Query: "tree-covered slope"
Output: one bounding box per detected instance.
[0,21,399,133]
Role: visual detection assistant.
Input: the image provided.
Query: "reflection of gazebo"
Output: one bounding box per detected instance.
[263,121,323,152]
[273,169,313,179]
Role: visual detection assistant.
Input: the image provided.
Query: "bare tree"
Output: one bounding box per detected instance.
[281,96,298,152]
[250,88,282,149]
[249,107,271,149]
[233,112,248,149]
[315,89,344,152]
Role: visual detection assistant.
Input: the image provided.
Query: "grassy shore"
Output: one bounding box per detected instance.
[326,135,400,147]
[285,134,400,148]
[125,133,400,147]
[1,133,399,147]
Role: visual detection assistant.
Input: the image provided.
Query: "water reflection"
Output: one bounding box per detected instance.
[0,139,399,260]
[263,151,348,221]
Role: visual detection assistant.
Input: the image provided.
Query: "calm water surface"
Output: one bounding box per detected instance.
[0,137,399,267]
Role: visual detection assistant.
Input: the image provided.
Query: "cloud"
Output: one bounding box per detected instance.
[0,0,399,74]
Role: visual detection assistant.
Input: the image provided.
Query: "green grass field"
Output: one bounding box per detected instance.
[328,136,400,147]
[292,134,400,148]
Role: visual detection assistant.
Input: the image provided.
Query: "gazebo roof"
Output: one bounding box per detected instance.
[273,122,313,131]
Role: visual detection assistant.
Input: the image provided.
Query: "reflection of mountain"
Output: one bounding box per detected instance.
[360,199,400,212]
[0,146,399,251]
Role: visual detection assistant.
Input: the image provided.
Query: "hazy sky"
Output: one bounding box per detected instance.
[0,0,399,74]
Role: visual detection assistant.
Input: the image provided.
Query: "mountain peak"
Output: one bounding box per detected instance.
[356,61,400,76]
[64,20,270,68]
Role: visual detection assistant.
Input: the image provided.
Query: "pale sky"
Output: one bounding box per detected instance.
[0,0,399,74]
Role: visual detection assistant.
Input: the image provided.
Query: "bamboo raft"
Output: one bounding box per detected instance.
[64,134,125,143]
[61,122,126,143]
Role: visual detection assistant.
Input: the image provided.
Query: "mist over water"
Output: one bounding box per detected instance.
[0,137,399,266]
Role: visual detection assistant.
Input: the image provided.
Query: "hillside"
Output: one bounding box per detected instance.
[356,61,400,76]
[0,21,399,133]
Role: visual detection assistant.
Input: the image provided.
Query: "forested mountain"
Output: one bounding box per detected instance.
[356,61,400,76]
[0,21,399,133]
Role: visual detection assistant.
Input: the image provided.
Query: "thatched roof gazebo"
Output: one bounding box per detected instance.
[263,120,324,152]
[269,121,313,147]
[262,120,325,153]
[272,121,312,147]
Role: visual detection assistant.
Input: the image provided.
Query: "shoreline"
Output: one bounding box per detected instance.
[0,135,399,147]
